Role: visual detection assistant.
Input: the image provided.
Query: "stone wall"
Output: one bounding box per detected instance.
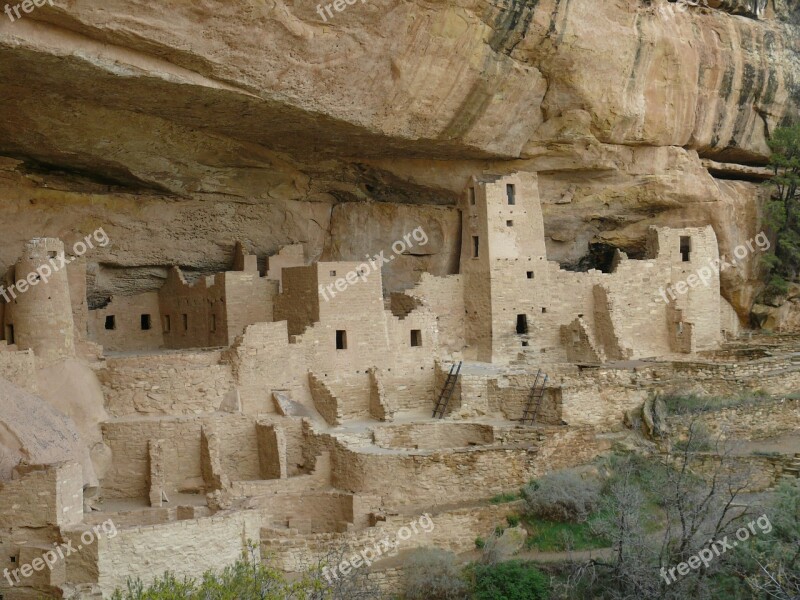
[488,373,562,424]
[88,292,164,352]
[98,350,234,416]
[668,397,800,441]
[0,347,37,392]
[262,502,518,573]
[101,414,259,499]
[0,461,83,530]
[372,422,495,450]
[66,510,262,595]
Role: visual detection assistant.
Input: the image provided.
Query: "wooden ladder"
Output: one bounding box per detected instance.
[521,369,548,425]
[432,361,462,419]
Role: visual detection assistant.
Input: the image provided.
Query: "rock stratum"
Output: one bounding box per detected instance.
[0,0,798,318]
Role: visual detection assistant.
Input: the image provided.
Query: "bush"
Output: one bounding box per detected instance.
[404,548,470,600]
[469,561,549,600]
[522,471,601,523]
[506,514,521,528]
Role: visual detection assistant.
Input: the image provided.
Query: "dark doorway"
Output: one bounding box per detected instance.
[336,330,347,350]
[516,314,528,335]
[680,236,692,262]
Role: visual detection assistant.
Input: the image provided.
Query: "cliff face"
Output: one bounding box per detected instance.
[0,0,798,316]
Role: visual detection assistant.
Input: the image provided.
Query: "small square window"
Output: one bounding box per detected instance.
[140,314,152,331]
[47,251,57,259]
[541,307,547,314]
[506,220,513,227]
[10,555,16,563]
[336,330,347,350]
[104,315,116,331]
[526,271,534,279]
[410,330,422,347]
[330,270,337,277]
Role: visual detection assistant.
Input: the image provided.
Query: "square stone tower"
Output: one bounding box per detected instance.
[460,173,548,362]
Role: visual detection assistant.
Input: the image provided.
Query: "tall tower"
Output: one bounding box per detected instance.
[4,239,76,362]
[460,173,548,362]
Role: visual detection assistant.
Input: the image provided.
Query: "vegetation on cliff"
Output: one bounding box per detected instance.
[763,122,800,298]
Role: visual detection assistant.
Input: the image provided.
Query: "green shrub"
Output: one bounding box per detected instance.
[475,536,486,549]
[506,514,521,528]
[522,471,601,523]
[469,560,549,600]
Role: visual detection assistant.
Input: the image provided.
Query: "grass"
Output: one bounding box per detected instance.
[490,492,521,504]
[523,515,609,552]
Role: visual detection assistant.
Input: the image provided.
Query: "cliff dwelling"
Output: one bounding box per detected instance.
[0,0,799,598]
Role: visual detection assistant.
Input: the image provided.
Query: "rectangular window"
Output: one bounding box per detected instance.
[210,314,216,332]
[47,251,56,259]
[5,324,13,345]
[680,236,691,262]
[410,330,422,347]
[526,271,534,279]
[105,315,116,331]
[541,307,547,313]
[162,315,171,333]
[469,187,476,205]
[140,314,152,331]
[336,330,347,350]
[330,270,337,277]
[516,314,528,335]
[182,314,188,331]
[506,220,513,227]
[472,236,479,258]
[506,183,516,205]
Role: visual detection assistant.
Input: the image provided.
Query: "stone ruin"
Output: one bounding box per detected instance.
[3,172,793,598]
